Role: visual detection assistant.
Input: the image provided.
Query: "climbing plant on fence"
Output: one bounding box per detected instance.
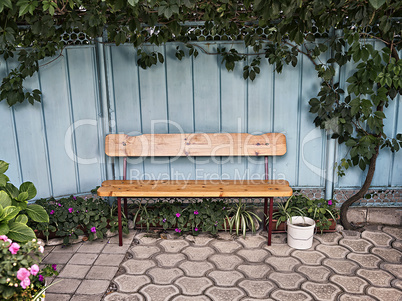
[0,0,401,229]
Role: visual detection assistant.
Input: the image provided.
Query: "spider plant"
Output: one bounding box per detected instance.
[226,199,262,237]
[267,195,306,229]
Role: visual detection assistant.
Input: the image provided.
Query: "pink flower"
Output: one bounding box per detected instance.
[52,264,57,271]
[91,227,96,233]
[194,228,198,231]
[38,275,44,282]
[17,268,30,281]
[73,196,77,200]
[175,213,181,217]
[20,277,30,289]
[30,264,40,276]
[58,203,62,207]
[328,200,333,205]
[50,210,55,215]
[68,207,74,213]
[194,210,199,215]
[9,242,20,254]
[0,235,8,241]
[175,228,181,233]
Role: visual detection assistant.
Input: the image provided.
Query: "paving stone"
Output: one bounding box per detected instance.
[263,244,293,256]
[86,265,119,280]
[338,293,376,301]
[339,238,373,253]
[130,245,161,259]
[268,272,306,289]
[46,278,81,294]
[171,296,211,301]
[216,232,235,240]
[175,276,213,295]
[52,243,83,253]
[147,267,183,284]
[155,253,186,267]
[122,259,155,274]
[114,275,151,293]
[323,258,359,275]
[382,263,402,278]
[271,290,313,301]
[265,256,300,272]
[208,254,243,270]
[237,235,266,248]
[371,247,402,263]
[94,254,125,266]
[211,240,242,253]
[341,230,361,238]
[297,266,331,282]
[260,233,287,244]
[159,239,189,252]
[104,292,144,301]
[208,270,244,286]
[392,279,402,290]
[362,231,393,247]
[301,282,341,301]
[291,250,326,265]
[382,226,402,240]
[102,243,130,254]
[367,287,402,301]
[135,232,160,245]
[69,253,98,265]
[347,253,382,268]
[75,280,110,295]
[330,275,368,294]
[42,252,73,264]
[185,234,215,246]
[356,269,395,287]
[238,280,275,298]
[392,240,402,251]
[236,248,269,262]
[139,284,179,301]
[44,293,71,301]
[237,263,271,279]
[314,232,342,245]
[242,299,274,301]
[71,294,104,301]
[77,241,105,253]
[205,287,245,301]
[316,245,350,258]
[182,246,215,261]
[179,261,215,277]
[58,264,91,278]
[108,230,137,244]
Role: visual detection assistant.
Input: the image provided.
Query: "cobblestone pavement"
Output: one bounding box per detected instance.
[43,225,402,301]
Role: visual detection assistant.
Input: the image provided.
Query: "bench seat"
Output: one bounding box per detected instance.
[98,180,292,198]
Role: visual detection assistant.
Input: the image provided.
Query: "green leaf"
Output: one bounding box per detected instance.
[0,160,9,174]
[0,191,12,208]
[3,206,19,222]
[127,0,139,6]
[25,204,49,223]
[0,222,9,235]
[17,191,29,202]
[18,2,30,16]
[19,181,37,200]
[7,222,36,242]
[369,0,386,9]
[0,174,9,187]
[15,214,28,224]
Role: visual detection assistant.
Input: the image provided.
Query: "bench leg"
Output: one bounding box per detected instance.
[124,198,128,218]
[263,198,268,231]
[117,197,123,246]
[267,197,273,246]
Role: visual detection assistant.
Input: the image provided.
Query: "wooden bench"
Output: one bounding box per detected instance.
[97,133,293,246]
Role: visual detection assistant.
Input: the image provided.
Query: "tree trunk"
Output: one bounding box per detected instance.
[340,144,380,229]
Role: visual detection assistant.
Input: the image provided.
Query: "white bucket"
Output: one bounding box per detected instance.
[287,216,316,249]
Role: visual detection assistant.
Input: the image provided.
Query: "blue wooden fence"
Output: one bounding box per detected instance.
[0,41,401,199]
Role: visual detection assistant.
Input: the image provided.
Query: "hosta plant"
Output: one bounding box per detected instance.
[0,160,49,242]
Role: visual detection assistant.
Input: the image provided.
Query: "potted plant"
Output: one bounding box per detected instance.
[0,236,58,300]
[304,198,338,233]
[226,199,261,237]
[266,195,307,232]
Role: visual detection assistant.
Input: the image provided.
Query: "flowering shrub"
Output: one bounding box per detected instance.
[31,196,128,245]
[134,199,230,235]
[0,236,58,300]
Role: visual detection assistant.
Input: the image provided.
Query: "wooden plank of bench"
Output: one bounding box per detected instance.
[97,180,292,198]
[101,179,290,186]
[105,133,286,157]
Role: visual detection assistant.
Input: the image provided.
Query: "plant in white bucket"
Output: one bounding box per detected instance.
[287,216,316,250]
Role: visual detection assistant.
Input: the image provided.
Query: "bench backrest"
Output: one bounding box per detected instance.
[105,133,286,157]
